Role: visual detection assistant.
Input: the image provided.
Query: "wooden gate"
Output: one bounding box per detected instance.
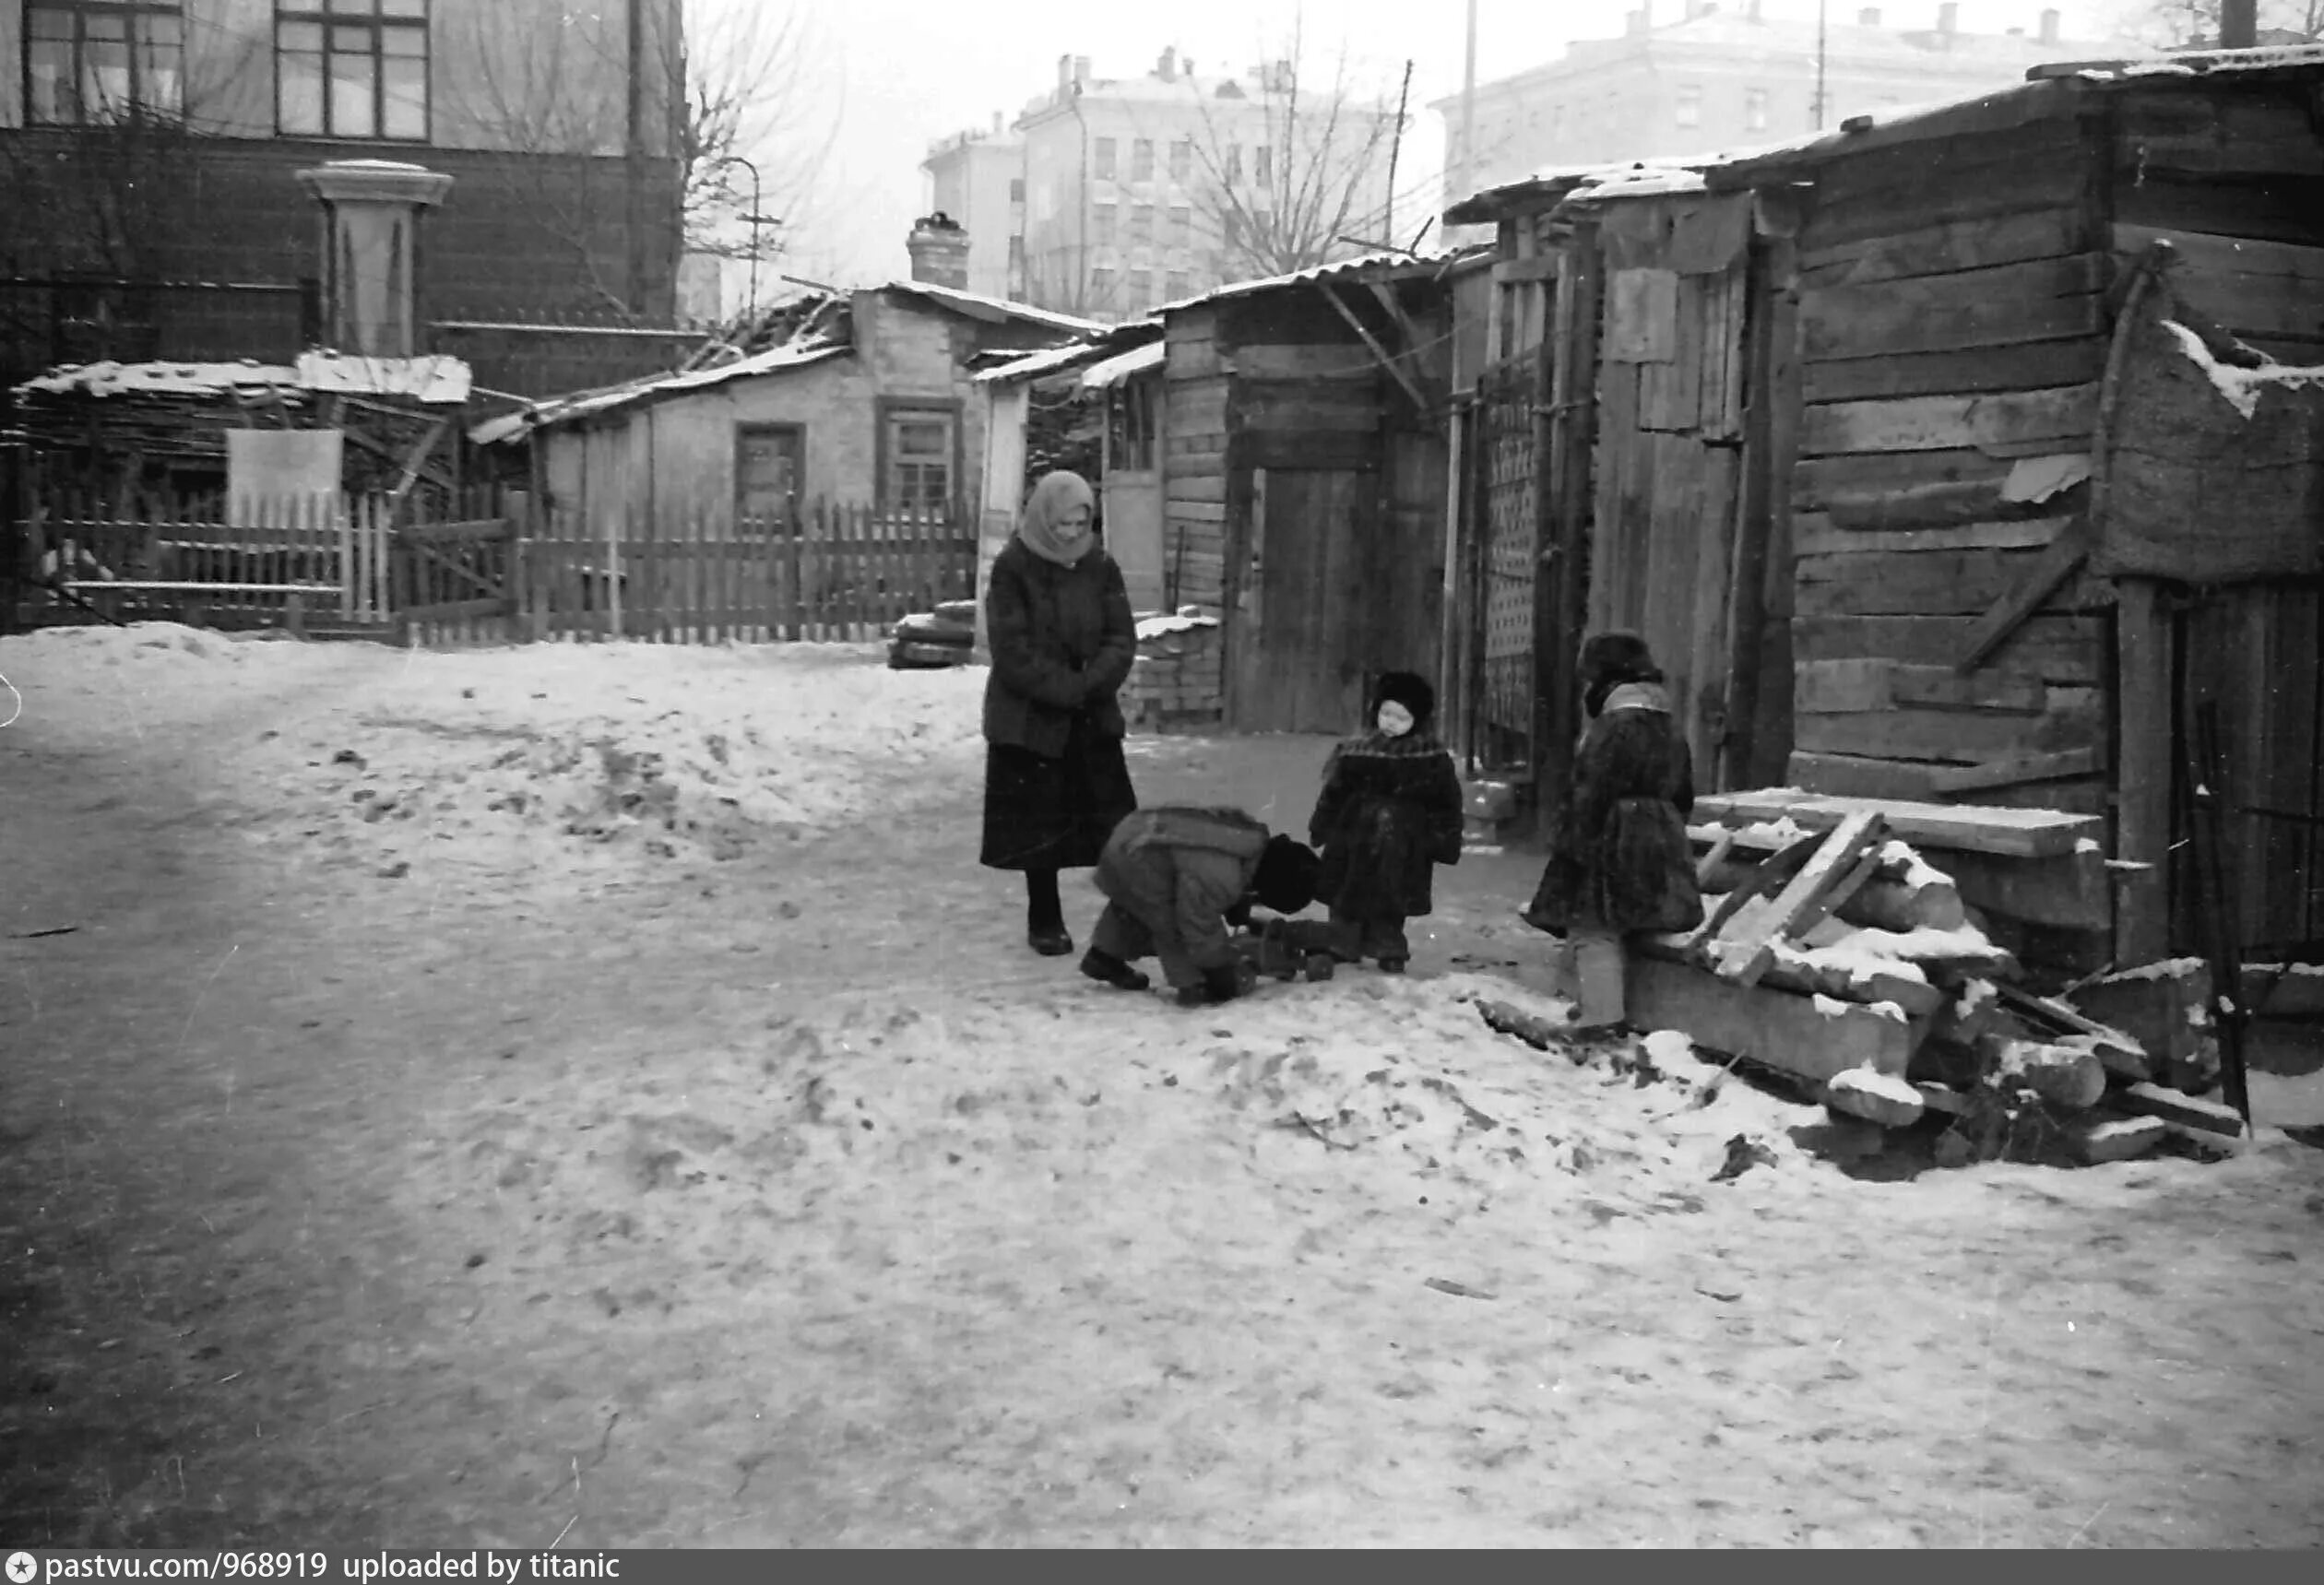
[1471,347,1545,773]
[1228,467,1378,734]
[393,514,517,645]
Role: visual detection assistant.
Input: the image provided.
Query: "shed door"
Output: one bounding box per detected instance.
[736,424,802,529]
[1231,467,1377,734]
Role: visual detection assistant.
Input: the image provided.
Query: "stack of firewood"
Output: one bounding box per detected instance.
[1123,613,1224,732]
[1626,809,2246,1165]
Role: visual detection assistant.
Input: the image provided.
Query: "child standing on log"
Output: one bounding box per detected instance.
[1307,671,1465,974]
[1520,632,1704,1029]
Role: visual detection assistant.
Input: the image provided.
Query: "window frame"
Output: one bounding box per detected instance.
[274,0,432,143]
[1092,135,1118,180]
[1130,136,1154,182]
[22,0,185,126]
[873,396,963,517]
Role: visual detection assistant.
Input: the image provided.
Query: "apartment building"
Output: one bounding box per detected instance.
[921,116,1026,302]
[1,0,689,395]
[1437,2,2144,200]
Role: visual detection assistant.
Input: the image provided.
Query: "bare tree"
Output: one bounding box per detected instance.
[1178,30,1406,280]
[2110,0,2324,44]
[675,3,842,266]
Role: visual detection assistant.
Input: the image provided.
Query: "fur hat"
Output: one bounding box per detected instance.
[1578,631,1662,691]
[1373,669,1436,727]
[1252,834,1321,916]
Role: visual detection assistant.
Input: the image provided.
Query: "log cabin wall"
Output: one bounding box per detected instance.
[1782,104,2116,821]
[1162,307,1230,618]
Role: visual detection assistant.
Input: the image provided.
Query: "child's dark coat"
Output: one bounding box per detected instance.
[1307,732,1464,920]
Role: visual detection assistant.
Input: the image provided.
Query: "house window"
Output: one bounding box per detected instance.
[24,2,184,124]
[1093,136,1117,180]
[1132,269,1155,309]
[1130,204,1154,244]
[1093,201,1117,245]
[1254,145,1273,186]
[1088,265,1118,310]
[881,406,955,515]
[1745,87,1769,131]
[1168,204,1191,245]
[1675,84,1702,128]
[1008,176,1026,203]
[1168,138,1192,181]
[1131,137,1154,181]
[277,0,430,141]
[1165,269,1191,302]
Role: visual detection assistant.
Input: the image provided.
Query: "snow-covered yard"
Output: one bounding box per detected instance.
[3,625,2321,1547]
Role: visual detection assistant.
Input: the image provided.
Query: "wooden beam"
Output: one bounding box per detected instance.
[1952,515,2095,674]
[1929,746,2105,795]
[1625,954,1916,1084]
[2115,1081,2247,1139]
[1692,788,2104,858]
[1715,811,1888,987]
[2113,577,2172,967]
[1315,283,1429,417]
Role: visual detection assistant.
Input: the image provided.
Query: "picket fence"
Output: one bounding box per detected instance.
[21,491,978,647]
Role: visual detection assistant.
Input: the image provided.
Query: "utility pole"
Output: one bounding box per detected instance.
[1458,0,1478,212]
[1814,0,1830,130]
[1384,58,1413,245]
[2221,0,2259,46]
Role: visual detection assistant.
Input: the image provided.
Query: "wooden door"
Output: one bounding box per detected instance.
[1231,467,1375,734]
[735,424,803,530]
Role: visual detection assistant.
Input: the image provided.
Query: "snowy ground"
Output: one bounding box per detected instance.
[3,625,2321,1548]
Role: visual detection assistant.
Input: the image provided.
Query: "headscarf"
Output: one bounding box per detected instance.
[1016,470,1097,567]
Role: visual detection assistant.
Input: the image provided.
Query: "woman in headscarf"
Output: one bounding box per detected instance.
[979,470,1140,956]
[1519,631,1703,1029]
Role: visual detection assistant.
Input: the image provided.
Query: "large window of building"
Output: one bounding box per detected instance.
[1165,269,1190,302]
[1675,83,1702,128]
[1094,202,1118,245]
[1744,86,1769,132]
[1131,137,1154,181]
[277,0,430,141]
[1168,138,1192,181]
[1093,136,1118,180]
[24,1,184,124]
[1168,205,1191,245]
[1130,204,1154,244]
[1254,145,1272,187]
[880,403,957,514]
[1088,265,1118,311]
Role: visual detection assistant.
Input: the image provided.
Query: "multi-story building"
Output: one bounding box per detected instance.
[920,116,1026,302]
[1,0,690,396]
[1436,2,2144,201]
[1006,48,1404,322]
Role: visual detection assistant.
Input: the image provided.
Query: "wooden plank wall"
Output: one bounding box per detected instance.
[1162,310,1230,614]
[1785,111,2115,814]
[2109,81,2324,365]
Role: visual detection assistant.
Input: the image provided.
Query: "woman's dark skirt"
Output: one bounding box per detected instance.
[979,716,1138,872]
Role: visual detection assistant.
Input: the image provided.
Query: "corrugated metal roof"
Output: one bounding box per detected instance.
[1080,339,1165,390]
[1154,248,1464,314]
[877,278,1108,334]
[469,342,851,444]
[971,319,1164,385]
[15,353,472,405]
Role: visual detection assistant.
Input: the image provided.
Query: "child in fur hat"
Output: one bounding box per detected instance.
[1081,807,1322,1007]
[1306,670,1464,973]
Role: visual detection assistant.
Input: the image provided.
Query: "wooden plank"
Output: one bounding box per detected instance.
[1800,255,2106,363]
[1928,746,2105,795]
[1691,788,2104,858]
[2068,1117,2168,1165]
[1227,344,1381,380]
[2111,172,2324,248]
[1624,953,1915,1084]
[1802,337,2108,405]
[1798,207,2089,290]
[1803,155,2092,253]
[1784,751,1943,800]
[1796,658,2049,715]
[1796,543,2093,619]
[1794,613,2103,684]
[2114,1082,2246,1139]
[1793,691,2101,764]
[1794,446,2085,531]
[1791,515,2069,558]
[1713,810,1887,988]
[1799,384,2097,458]
[1935,846,2114,932]
[1954,516,2095,672]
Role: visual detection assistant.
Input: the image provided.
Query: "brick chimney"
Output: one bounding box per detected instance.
[2038,7,2060,42]
[907,212,970,290]
[1156,45,1178,81]
[295,158,453,359]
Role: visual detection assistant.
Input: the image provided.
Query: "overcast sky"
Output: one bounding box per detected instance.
[720,0,2125,292]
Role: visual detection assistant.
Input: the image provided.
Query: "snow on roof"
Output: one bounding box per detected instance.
[471,341,852,444]
[877,278,1106,335]
[2046,40,2324,80]
[1081,339,1165,390]
[15,359,302,399]
[1446,156,1736,221]
[972,319,1163,385]
[294,351,470,405]
[1155,248,1464,314]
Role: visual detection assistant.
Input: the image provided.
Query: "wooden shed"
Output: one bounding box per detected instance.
[1158,254,1468,734]
[1703,46,2324,969]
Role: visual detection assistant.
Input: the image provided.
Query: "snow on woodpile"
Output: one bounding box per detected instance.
[2160,319,2324,420]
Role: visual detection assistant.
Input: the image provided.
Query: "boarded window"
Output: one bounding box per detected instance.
[1605,269,1678,363]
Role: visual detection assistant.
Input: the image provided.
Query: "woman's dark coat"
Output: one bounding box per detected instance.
[1525,683,1703,934]
[1307,733,1464,918]
[978,537,1139,871]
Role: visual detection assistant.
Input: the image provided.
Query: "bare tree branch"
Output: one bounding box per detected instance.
[2105,0,2323,45]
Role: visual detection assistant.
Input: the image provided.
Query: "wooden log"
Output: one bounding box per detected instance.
[1675,830,1829,958]
[2114,1081,2246,1139]
[1915,1082,1971,1116]
[2069,961,2214,1089]
[1823,1066,1926,1127]
[1939,847,2113,933]
[1980,1035,2107,1110]
[2068,1116,2169,1165]
[1799,384,2098,458]
[1698,861,1965,934]
[1764,942,1946,1018]
[1691,789,2104,859]
[1624,953,1916,1083]
[1714,811,1888,987]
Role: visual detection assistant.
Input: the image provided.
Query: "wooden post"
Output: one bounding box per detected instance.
[1540,222,1605,842]
[2115,576,2173,965]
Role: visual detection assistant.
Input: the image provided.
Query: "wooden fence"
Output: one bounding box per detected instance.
[519,502,978,645]
[16,489,978,647]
